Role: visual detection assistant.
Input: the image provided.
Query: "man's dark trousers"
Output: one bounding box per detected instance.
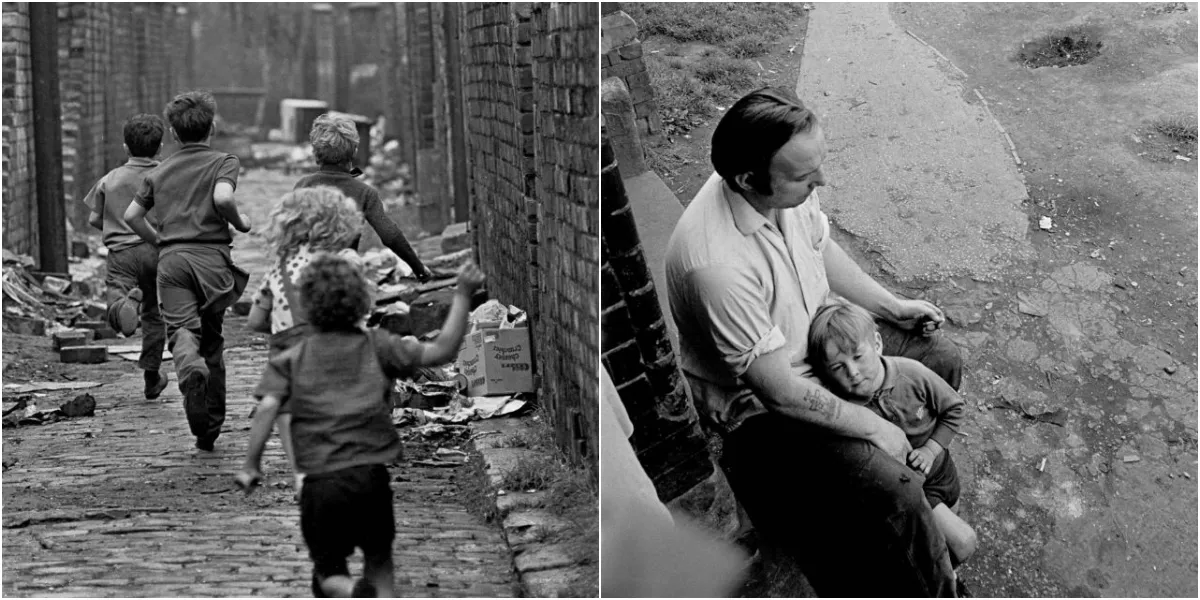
[722,325,962,597]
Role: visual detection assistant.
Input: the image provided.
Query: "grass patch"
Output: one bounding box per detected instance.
[1153,115,1198,143]
[627,3,807,134]
[1016,26,1103,68]
[626,3,805,52]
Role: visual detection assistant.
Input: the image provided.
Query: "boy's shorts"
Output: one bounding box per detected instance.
[921,449,960,509]
[300,463,395,578]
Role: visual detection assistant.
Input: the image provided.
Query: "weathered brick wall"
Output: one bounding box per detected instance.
[600,6,660,139]
[58,3,188,234]
[2,2,37,257]
[531,2,600,466]
[463,2,598,467]
[2,3,187,257]
[600,135,711,501]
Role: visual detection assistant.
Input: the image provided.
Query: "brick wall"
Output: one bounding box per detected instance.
[3,3,186,260]
[56,3,188,234]
[2,2,37,258]
[600,7,660,140]
[463,2,599,467]
[600,134,711,501]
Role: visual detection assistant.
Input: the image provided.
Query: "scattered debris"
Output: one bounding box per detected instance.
[1016,292,1048,317]
[992,396,1067,426]
[1038,457,1047,472]
[3,380,102,394]
[2,393,97,428]
[1039,216,1054,231]
[1123,455,1141,463]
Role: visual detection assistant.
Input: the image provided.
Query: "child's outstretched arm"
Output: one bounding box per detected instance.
[213,181,252,233]
[419,262,486,366]
[235,394,282,493]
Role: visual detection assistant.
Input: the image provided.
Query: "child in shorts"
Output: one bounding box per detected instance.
[247,186,366,493]
[294,113,433,282]
[236,253,486,597]
[808,302,978,568]
[125,90,252,452]
[82,114,169,400]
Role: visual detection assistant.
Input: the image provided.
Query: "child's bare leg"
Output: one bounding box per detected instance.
[275,414,304,494]
[932,502,977,566]
[362,551,394,597]
[317,573,355,597]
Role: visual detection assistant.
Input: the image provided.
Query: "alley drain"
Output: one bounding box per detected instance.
[1017,27,1103,68]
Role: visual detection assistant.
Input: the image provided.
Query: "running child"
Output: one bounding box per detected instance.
[294,113,433,282]
[82,114,170,400]
[247,185,365,493]
[125,90,252,452]
[236,254,486,597]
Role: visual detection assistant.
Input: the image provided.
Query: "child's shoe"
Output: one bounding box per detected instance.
[144,370,169,400]
[115,288,143,336]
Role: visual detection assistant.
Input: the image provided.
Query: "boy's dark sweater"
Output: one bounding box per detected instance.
[294,164,426,273]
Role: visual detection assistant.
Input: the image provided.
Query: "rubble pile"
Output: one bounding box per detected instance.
[2,249,109,337]
[387,295,533,428]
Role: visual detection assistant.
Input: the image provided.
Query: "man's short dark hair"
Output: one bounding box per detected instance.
[711,87,819,196]
[123,114,165,158]
[163,90,216,143]
[298,253,371,332]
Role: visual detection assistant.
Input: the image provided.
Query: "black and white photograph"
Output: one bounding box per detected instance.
[600,2,1196,597]
[2,3,598,597]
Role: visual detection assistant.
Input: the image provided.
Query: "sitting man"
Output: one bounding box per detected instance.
[664,86,963,597]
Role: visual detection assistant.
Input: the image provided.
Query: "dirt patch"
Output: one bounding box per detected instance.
[1017,27,1104,68]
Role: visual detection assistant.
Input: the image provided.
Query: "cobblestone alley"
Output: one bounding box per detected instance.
[2,170,519,598]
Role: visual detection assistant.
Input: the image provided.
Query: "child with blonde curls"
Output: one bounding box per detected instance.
[247,186,365,493]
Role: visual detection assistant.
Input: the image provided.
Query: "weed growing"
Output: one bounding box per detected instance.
[1153,115,1198,143]
[1016,27,1103,68]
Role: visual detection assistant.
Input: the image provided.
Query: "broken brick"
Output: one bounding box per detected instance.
[52,330,93,351]
[3,315,47,337]
[60,346,108,364]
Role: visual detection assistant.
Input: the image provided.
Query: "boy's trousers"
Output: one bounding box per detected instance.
[157,245,249,441]
[105,242,166,372]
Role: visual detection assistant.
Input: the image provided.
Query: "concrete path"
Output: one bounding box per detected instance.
[800,2,1033,282]
[2,169,517,598]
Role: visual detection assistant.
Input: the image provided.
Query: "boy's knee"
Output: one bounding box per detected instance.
[953,524,978,563]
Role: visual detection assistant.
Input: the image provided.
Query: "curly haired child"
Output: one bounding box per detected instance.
[237,253,486,597]
[247,186,365,492]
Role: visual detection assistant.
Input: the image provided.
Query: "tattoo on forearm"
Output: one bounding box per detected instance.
[799,387,841,422]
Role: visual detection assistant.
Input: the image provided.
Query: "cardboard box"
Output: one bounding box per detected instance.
[456,327,534,396]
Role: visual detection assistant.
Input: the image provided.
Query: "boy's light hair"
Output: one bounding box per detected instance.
[264,187,363,259]
[808,302,878,370]
[309,113,359,166]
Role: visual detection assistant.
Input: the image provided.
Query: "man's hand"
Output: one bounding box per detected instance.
[889,299,944,336]
[234,467,262,495]
[907,440,943,475]
[456,262,486,296]
[869,419,913,464]
[416,266,435,283]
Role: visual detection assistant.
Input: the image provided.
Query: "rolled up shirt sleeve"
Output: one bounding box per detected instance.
[685,265,786,379]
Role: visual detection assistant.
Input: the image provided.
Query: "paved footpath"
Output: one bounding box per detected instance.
[2,169,517,597]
